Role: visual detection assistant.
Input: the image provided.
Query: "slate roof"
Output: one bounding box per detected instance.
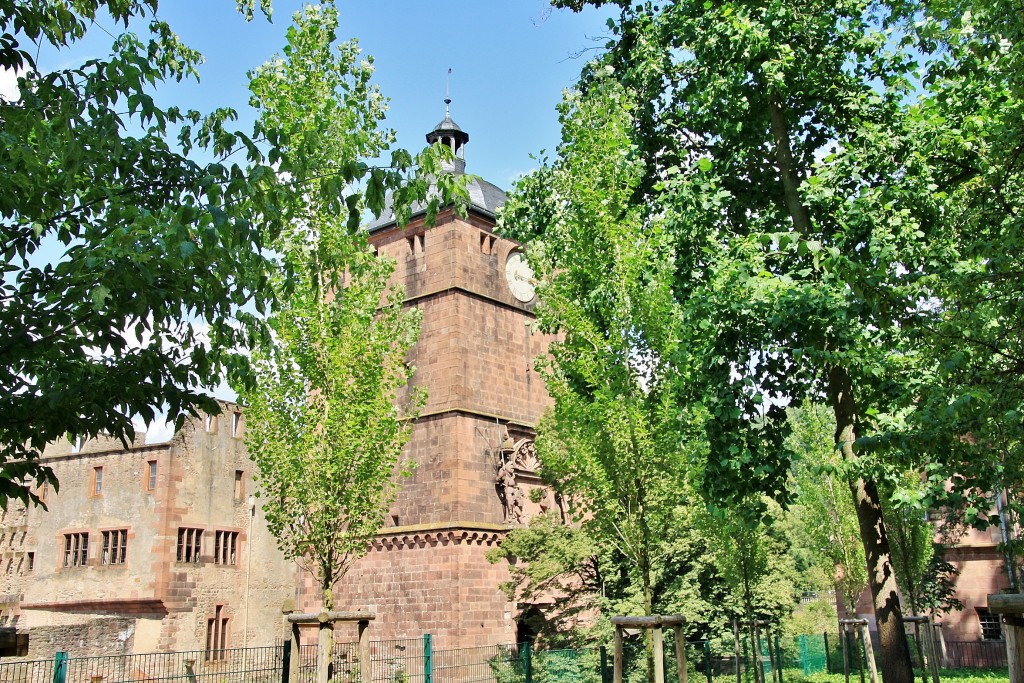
[365,109,505,233]
[364,174,507,233]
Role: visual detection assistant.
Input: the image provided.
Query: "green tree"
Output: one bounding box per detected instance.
[500,77,710,679]
[502,77,693,622]
[786,403,867,617]
[896,1,1024,593]
[0,1,449,507]
[238,0,424,643]
[539,1,996,678]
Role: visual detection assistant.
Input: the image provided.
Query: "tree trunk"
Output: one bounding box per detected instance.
[318,581,334,683]
[829,365,914,683]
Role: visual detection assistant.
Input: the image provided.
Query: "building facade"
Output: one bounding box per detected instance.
[0,406,297,658]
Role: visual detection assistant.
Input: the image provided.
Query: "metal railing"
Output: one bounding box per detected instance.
[940,640,1008,669]
[0,631,1012,683]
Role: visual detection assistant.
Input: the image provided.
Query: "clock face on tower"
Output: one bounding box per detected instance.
[504,252,536,303]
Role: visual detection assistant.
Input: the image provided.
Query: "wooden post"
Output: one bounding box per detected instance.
[358,619,371,682]
[734,619,742,683]
[859,622,879,683]
[284,609,375,683]
[614,625,624,683]
[673,625,688,683]
[752,622,764,683]
[926,620,940,683]
[316,614,332,683]
[764,627,779,683]
[931,623,947,670]
[841,624,850,683]
[989,593,1024,683]
[654,627,666,683]
[289,621,301,683]
[609,615,686,683]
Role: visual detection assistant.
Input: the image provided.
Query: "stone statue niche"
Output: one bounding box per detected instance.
[495,436,538,525]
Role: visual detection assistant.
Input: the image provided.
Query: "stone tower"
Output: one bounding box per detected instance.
[301,107,554,648]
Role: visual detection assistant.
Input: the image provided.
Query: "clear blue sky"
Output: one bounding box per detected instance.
[36,0,615,190]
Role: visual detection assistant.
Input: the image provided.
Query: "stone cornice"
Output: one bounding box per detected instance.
[370,522,509,550]
[414,407,536,430]
[20,598,167,614]
[402,284,537,318]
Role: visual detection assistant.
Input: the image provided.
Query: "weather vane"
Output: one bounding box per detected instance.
[445,67,452,113]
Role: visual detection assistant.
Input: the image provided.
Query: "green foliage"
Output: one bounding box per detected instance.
[501,76,696,626]
[237,4,425,610]
[521,0,1024,677]
[786,403,867,614]
[0,0,453,508]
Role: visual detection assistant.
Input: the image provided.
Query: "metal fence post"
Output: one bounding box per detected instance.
[52,651,68,683]
[704,640,712,683]
[823,632,831,674]
[424,634,433,683]
[600,645,609,683]
[522,642,532,683]
[800,635,808,676]
[281,641,291,683]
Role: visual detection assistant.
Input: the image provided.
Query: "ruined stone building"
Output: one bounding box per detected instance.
[0,111,554,656]
[0,406,296,658]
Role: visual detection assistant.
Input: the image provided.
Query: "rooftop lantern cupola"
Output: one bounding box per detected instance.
[426,96,469,175]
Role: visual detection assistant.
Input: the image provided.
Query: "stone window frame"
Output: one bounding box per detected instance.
[176,527,204,564]
[91,466,103,497]
[212,529,239,566]
[205,604,229,661]
[145,460,158,492]
[62,531,89,568]
[100,528,129,566]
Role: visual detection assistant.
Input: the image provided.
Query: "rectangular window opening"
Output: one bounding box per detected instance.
[417,234,425,252]
[205,414,216,432]
[92,466,103,496]
[979,608,1003,641]
[63,532,88,568]
[231,413,241,438]
[234,471,244,501]
[147,461,157,491]
[101,529,128,565]
[177,527,203,564]
[214,531,239,566]
[26,552,33,572]
[206,605,228,661]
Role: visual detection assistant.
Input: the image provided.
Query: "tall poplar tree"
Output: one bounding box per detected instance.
[239,5,427,679]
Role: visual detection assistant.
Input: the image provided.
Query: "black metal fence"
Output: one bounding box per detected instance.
[0,647,284,683]
[939,640,1008,669]
[0,632,1011,683]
